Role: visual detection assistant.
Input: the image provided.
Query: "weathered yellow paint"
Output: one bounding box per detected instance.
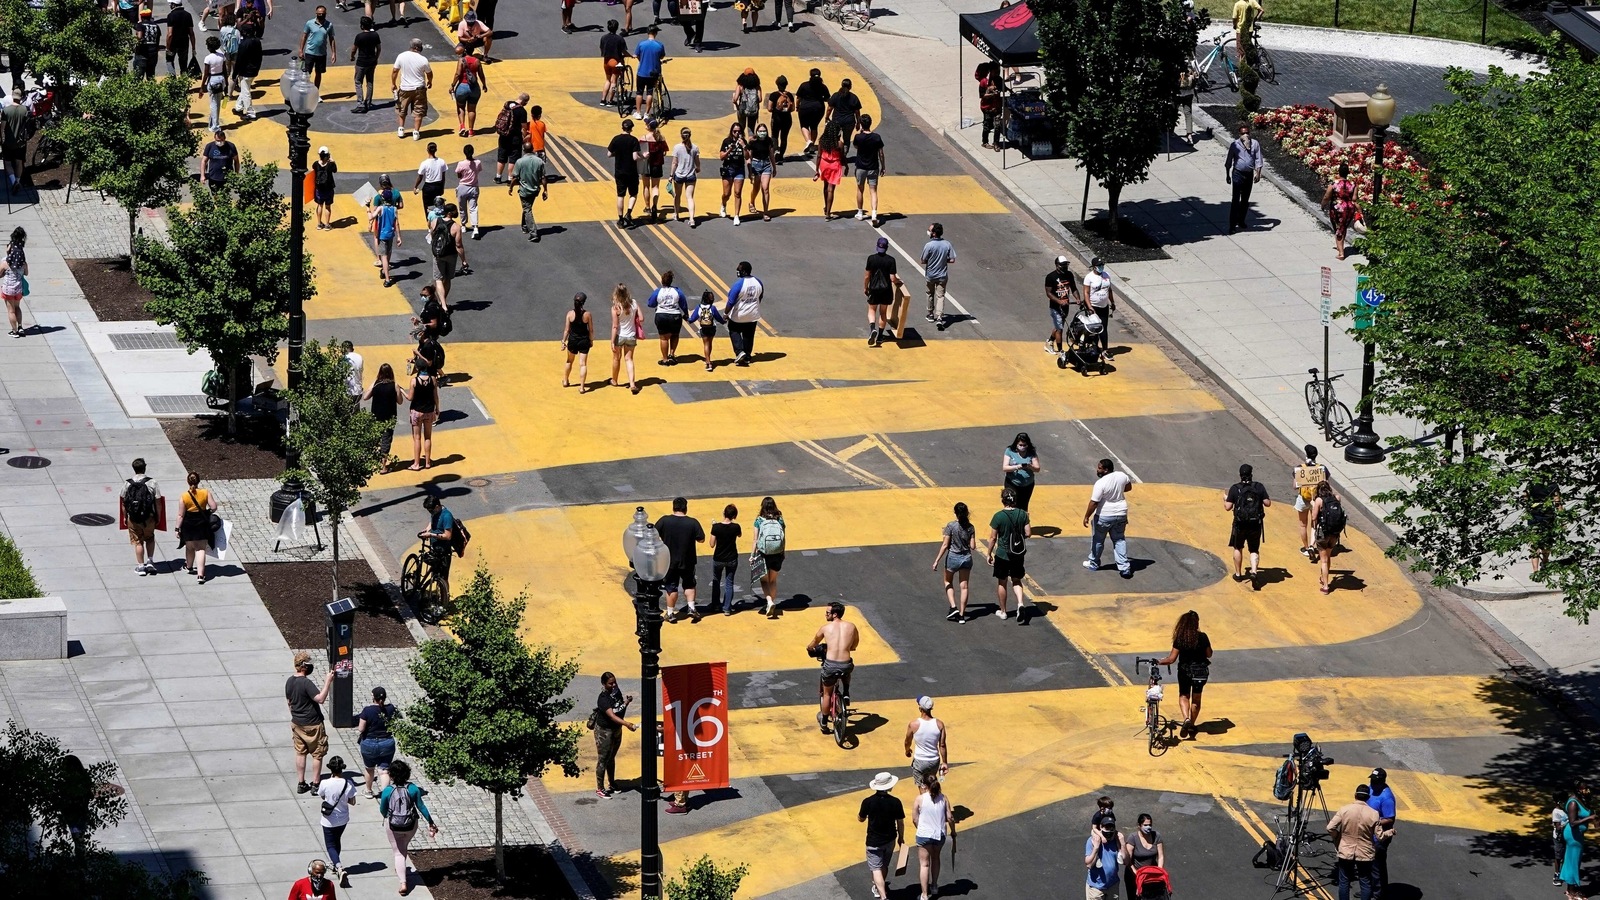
[303,195,417,322]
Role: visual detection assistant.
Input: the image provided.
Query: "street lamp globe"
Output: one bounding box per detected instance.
[630,524,672,582]
[279,69,321,115]
[622,506,650,563]
[1366,83,1395,129]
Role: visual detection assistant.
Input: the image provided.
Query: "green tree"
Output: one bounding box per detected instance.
[1034,0,1194,237]
[665,855,749,900]
[1236,22,1262,116]
[392,567,583,882]
[0,721,206,898]
[137,160,309,435]
[33,0,135,111]
[1361,47,1600,620]
[283,339,390,597]
[54,72,194,264]
[0,0,43,82]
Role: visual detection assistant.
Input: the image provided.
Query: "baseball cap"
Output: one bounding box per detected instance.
[876,237,889,252]
[1369,767,1387,782]
[465,9,477,19]
[647,23,659,32]
[1091,256,1104,268]
[317,146,329,155]
[168,0,182,6]
[1055,255,1069,265]
[916,695,934,711]
[1239,463,1253,478]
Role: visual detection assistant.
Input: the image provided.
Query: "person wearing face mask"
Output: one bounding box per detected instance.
[1085,814,1127,900]
[1224,122,1264,234]
[297,5,336,89]
[1124,813,1165,898]
[1081,256,1114,360]
[287,859,337,900]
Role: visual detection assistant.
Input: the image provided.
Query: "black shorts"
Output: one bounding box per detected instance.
[1177,672,1207,696]
[301,53,326,75]
[645,163,664,179]
[663,564,697,591]
[655,313,683,336]
[637,73,658,92]
[1228,521,1262,553]
[497,138,520,164]
[992,555,1025,581]
[798,105,824,131]
[615,173,639,197]
[867,288,893,306]
[763,552,784,572]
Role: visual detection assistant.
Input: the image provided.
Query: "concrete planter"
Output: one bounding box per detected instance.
[0,597,69,660]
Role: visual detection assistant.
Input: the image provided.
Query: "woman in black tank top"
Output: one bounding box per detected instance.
[362,362,408,470]
[407,369,439,470]
[562,292,594,393]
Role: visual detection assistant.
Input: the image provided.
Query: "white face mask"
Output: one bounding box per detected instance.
[1142,825,1154,834]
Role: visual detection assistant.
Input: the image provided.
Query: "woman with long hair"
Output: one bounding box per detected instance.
[640,118,669,223]
[753,496,785,617]
[1124,813,1165,898]
[361,363,408,470]
[745,123,776,221]
[355,686,399,797]
[1321,162,1358,260]
[932,502,975,623]
[1309,480,1343,593]
[767,74,794,161]
[813,120,844,220]
[451,44,487,137]
[1002,432,1040,511]
[178,472,218,583]
[609,283,642,394]
[562,291,595,392]
[1561,780,1594,900]
[379,759,440,896]
[407,364,439,470]
[0,226,28,337]
[717,122,748,225]
[731,68,762,134]
[912,774,954,900]
[1157,610,1212,739]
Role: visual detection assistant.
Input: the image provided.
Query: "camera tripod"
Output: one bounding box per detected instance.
[1274,777,1330,895]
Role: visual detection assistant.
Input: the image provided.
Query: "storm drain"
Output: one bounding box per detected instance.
[145,395,211,415]
[109,332,185,351]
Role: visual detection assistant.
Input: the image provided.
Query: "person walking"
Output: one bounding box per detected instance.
[407,365,439,470]
[752,496,785,617]
[1,90,27,191]
[1,226,28,337]
[690,290,724,371]
[1081,256,1114,359]
[1085,813,1127,900]
[921,222,956,330]
[1155,609,1211,739]
[1367,768,1398,898]
[723,261,764,366]
[1083,458,1133,578]
[122,458,162,575]
[600,19,630,107]
[732,68,762,134]
[454,144,482,239]
[178,471,218,582]
[297,5,335,88]
[369,193,400,287]
[913,775,954,900]
[493,94,529,183]
[904,696,949,784]
[745,123,776,221]
[859,772,905,900]
[767,76,794,160]
[285,651,335,794]
[414,141,449,212]
[609,284,643,393]
[709,503,741,614]
[393,37,433,141]
[670,126,701,225]
[1328,783,1382,900]
[795,68,830,155]
[1559,780,1593,900]
[1002,432,1040,511]
[634,25,665,120]
[984,487,1032,623]
[451,45,486,137]
[341,341,364,404]
[349,15,380,112]
[316,756,358,884]
[1045,255,1076,353]
[355,686,398,795]
[1224,463,1270,583]
[1124,813,1165,899]
[561,292,594,391]
[1309,480,1346,594]
[593,672,638,797]
[1224,122,1264,234]
[132,8,163,80]
[201,128,240,191]
[233,22,263,118]
[164,0,198,79]
[863,236,900,347]
[608,118,643,226]
[646,270,686,365]
[512,141,550,242]
[1292,445,1329,560]
[827,77,862,151]
[639,118,668,222]
[814,121,845,221]
[657,497,706,621]
[1322,161,1359,260]
[678,0,706,51]
[200,35,228,131]
[288,859,337,900]
[851,114,884,225]
[379,760,439,896]
[311,146,337,230]
[426,202,466,303]
[931,502,974,622]
[716,122,748,225]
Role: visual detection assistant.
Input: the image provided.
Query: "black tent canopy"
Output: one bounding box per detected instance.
[958,4,1040,66]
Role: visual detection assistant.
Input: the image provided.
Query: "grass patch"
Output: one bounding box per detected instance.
[1263,0,1539,48]
[0,533,41,600]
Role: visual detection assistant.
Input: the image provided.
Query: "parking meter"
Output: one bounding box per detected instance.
[325,598,357,728]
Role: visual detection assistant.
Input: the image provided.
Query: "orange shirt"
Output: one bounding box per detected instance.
[527,118,548,152]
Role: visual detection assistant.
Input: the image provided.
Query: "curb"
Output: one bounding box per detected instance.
[1256,21,1546,73]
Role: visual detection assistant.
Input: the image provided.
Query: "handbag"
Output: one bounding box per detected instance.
[19,277,27,297]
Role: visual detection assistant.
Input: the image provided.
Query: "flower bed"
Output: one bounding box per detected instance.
[1250,104,1427,203]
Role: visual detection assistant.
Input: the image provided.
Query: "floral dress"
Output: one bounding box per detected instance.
[1328,177,1358,239]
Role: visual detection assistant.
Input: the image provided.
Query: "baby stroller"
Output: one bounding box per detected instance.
[1058,307,1108,375]
[1134,865,1173,899]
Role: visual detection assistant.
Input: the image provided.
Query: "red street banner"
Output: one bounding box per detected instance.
[661,662,729,793]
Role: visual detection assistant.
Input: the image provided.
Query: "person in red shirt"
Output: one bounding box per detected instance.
[287,859,337,900]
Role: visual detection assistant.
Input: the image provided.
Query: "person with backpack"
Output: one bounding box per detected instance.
[863,236,901,348]
[984,487,1032,624]
[316,756,358,884]
[121,458,163,576]
[1224,462,1272,584]
[689,289,724,372]
[766,76,795,160]
[752,496,786,618]
[379,760,439,895]
[1293,445,1329,561]
[177,471,218,583]
[369,192,400,287]
[232,15,263,117]
[1083,457,1133,578]
[426,201,466,304]
[1309,480,1346,594]
[356,686,399,796]
[492,94,529,184]
[731,68,762,135]
[1156,610,1211,739]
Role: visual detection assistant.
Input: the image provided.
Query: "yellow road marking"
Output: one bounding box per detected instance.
[833,436,877,462]
[793,438,899,489]
[871,433,936,488]
[601,221,661,287]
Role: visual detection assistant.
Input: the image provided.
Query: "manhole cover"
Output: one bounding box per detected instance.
[7,455,50,469]
[108,332,185,351]
[466,478,492,487]
[71,513,115,526]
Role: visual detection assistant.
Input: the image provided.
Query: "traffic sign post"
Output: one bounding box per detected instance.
[1346,274,1387,464]
[1353,274,1386,331]
[1320,267,1332,407]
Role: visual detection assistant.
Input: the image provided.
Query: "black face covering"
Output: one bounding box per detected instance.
[308,874,327,893]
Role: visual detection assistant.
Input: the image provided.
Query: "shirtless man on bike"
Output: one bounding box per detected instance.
[806,601,858,733]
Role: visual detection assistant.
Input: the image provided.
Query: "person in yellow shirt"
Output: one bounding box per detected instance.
[1232,0,1261,35]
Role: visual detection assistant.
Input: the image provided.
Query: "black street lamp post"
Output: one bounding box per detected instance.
[1346,83,1394,466]
[626,521,671,900]
[278,69,319,391]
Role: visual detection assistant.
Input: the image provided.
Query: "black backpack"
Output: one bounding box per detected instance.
[1232,482,1264,525]
[1252,836,1286,869]
[123,477,157,523]
[1317,495,1347,537]
[429,219,457,259]
[1005,509,1027,557]
[450,517,471,558]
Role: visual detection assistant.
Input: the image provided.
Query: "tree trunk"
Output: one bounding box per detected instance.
[226,365,238,435]
[127,210,137,274]
[1107,183,1123,239]
[331,508,341,602]
[494,790,505,884]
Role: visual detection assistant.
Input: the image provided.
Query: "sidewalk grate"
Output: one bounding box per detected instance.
[108,332,185,351]
[145,395,211,415]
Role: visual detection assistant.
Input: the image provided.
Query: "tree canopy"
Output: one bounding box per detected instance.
[30,0,132,110]
[1361,48,1600,619]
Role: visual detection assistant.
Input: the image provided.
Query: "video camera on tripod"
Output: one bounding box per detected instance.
[1292,732,1332,786]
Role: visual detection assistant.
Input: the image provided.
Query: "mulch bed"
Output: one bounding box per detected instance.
[1205,104,1330,208]
[1063,214,1171,264]
[413,845,578,900]
[160,416,286,480]
[24,131,73,192]
[67,258,152,322]
[249,558,415,649]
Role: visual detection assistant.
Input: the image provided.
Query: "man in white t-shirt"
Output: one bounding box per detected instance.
[391,37,432,141]
[1081,255,1115,360]
[341,341,363,402]
[1082,457,1133,578]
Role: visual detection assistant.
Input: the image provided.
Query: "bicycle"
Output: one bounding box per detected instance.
[400,545,451,624]
[811,645,852,749]
[1192,29,1238,92]
[611,62,636,116]
[636,62,673,122]
[1248,23,1278,83]
[1304,367,1354,447]
[1134,657,1180,757]
[819,0,872,30]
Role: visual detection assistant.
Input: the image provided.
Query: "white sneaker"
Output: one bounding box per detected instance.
[733,215,741,226]
[398,127,406,138]
[632,111,643,119]
[412,130,421,141]
[994,610,1008,620]
[1082,559,1098,570]
[719,206,727,218]
[854,210,866,220]
[136,565,148,576]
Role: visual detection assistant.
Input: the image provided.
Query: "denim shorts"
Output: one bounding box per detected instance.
[359,736,396,769]
[1050,305,1068,332]
[749,159,773,177]
[945,550,973,572]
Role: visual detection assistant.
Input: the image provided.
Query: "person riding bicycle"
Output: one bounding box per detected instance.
[418,496,455,595]
[806,601,858,734]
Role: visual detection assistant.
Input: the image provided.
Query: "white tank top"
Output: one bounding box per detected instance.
[617,304,639,341]
[915,792,948,840]
[911,717,941,763]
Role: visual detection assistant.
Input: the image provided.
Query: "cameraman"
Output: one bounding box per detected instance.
[1367,769,1397,897]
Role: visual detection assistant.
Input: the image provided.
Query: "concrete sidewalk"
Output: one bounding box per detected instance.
[817,20,1595,683]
